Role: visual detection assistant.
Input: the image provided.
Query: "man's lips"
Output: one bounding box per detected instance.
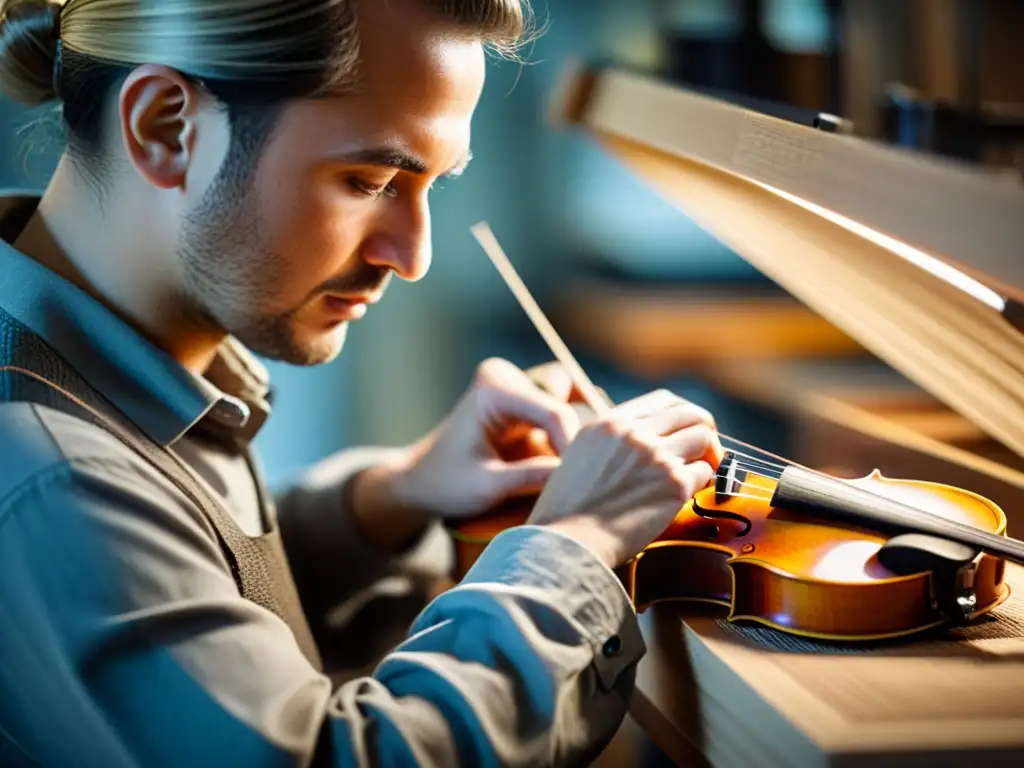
[321,292,383,321]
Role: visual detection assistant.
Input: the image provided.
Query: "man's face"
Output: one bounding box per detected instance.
[178,2,486,365]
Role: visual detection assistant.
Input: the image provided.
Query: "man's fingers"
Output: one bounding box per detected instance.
[484,455,561,501]
[611,389,678,421]
[475,360,581,453]
[662,424,716,463]
[638,400,716,436]
[670,460,715,501]
[490,389,579,454]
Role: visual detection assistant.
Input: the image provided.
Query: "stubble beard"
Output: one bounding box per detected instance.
[176,178,341,367]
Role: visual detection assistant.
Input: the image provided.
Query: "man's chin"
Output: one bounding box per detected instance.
[238,322,349,366]
[292,323,349,366]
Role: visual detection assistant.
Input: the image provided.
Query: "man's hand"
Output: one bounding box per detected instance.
[348,358,724,567]
[529,388,723,569]
[347,358,581,551]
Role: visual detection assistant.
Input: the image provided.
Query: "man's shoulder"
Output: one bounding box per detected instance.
[0,400,228,571]
[0,401,166,505]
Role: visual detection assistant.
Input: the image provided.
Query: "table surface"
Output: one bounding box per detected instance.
[630,565,1024,768]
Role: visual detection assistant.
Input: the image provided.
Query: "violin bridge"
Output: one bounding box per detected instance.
[714,451,748,502]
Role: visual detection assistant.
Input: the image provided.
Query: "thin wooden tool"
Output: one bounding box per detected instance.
[469,221,801,471]
[470,221,612,416]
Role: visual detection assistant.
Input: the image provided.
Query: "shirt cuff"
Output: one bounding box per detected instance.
[460,525,646,692]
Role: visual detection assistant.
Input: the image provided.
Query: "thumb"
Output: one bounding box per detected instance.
[525,362,575,401]
[483,455,561,502]
[480,379,580,454]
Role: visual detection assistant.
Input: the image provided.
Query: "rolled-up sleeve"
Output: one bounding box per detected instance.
[0,451,645,768]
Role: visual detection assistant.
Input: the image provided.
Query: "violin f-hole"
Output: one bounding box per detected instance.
[692,497,753,538]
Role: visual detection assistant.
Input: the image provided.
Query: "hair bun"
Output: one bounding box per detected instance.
[0,0,62,105]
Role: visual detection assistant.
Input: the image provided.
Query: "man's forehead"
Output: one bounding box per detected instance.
[276,89,476,175]
[354,0,488,107]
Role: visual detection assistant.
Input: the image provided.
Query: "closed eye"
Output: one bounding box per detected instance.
[348,177,398,199]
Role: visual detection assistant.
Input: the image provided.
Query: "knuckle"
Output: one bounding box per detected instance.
[665,401,697,424]
[651,389,681,410]
[675,399,709,422]
[677,461,713,499]
[691,423,714,446]
[531,360,565,377]
[624,420,661,449]
[475,356,510,382]
[525,361,563,392]
[671,469,696,499]
[594,416,626,439]
[649,445,677,474]
[622,429,650,453]
[550,403,578,432]
[698,406,717,428]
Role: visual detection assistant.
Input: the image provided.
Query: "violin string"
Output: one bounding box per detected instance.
[730,466,785,484]
[733,456,778,475]
[719,446,790,473]
[729,456,782,475]
[731,462,782,480]
[718,432,811,472]
[721,448,787,471]
[719,491,775,502]
[720,450,782,475]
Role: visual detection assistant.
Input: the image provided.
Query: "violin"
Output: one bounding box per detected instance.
[451,411,1018,642]
[457,222,1022,643]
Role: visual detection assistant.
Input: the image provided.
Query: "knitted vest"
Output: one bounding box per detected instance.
[0,305,323,672]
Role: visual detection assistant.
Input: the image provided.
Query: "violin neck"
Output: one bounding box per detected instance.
[771,466,1024,567]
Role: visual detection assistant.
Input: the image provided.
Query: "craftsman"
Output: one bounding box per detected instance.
[0,0,720,765]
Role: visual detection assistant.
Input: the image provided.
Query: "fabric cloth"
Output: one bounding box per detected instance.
[0,193,645,767]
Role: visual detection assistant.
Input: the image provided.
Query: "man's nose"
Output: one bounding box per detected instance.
[363,201,432,281]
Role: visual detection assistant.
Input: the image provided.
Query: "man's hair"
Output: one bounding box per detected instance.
[0,0,532,185]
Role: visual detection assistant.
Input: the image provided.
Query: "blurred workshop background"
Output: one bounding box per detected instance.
[3,0,1024,763]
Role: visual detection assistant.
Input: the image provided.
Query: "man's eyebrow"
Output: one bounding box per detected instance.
[340,147,428,174]
[338,147,472,178]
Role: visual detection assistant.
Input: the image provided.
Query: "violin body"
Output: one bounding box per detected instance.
[624,466,1010,642]
[450,455,1013,643]
[448,380,1014,642]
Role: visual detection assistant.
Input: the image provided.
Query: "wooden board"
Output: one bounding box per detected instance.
[552,279,864,377]
[633,564,1024,767]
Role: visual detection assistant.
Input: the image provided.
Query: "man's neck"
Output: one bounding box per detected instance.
[12,159,226,374]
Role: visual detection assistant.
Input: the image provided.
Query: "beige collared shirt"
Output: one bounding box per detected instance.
[0,193,645,767]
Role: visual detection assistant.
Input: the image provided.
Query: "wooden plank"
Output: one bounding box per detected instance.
[552,279,864,377]
[633,566,1024,767]
[555,64,1024,296]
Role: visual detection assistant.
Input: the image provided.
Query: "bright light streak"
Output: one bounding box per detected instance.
[750,179,1006,313]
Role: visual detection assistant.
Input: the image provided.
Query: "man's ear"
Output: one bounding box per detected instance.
[117,64,202,190]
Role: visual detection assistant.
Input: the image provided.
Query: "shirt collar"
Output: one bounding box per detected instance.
[0,193,272,446]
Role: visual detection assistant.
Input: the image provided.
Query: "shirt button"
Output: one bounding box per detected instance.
[213,397,251,428]
[602,635,623,657]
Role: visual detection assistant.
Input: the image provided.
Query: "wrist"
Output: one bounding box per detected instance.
[539,517,622,569]
[347,459,432,554]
